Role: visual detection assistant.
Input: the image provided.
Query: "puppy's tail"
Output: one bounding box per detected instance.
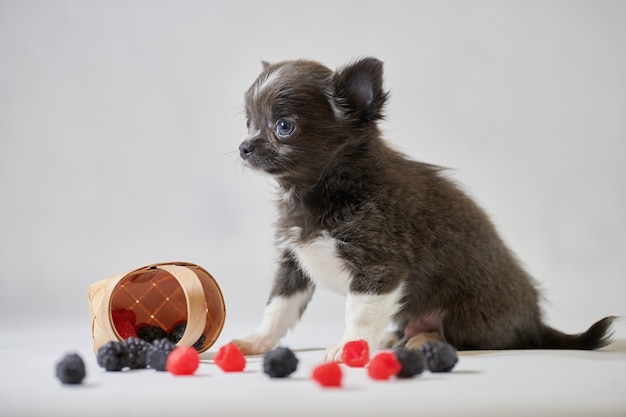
[537,316,617,350]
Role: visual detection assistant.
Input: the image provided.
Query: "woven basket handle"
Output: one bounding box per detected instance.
[89,262,209,353]
[155,264,207,347]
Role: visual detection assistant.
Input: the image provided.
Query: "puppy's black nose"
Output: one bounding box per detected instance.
[239,141,254,159]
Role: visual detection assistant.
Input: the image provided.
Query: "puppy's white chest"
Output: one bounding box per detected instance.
[288,231,352,295]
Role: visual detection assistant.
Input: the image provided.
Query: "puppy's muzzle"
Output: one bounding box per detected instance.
[239,140,254,160]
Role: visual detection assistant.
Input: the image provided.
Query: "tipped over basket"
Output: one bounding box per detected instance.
[88,262,226,354]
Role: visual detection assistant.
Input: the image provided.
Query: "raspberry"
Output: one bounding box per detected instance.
[137,325,167,343]
[341,339,370,367]
[393,348,425,378]
[111,308,136,325]
[96,341,128,371]
[263,347,298,378]
[311,362,342,387]
[214,343,246,372]
[121,337,151,369]
[114,320,137,339]
[421,341,458,372]
[111,309,137,339]
[166,346,200,375]
[367,351,401,380]
[56,353,86,384]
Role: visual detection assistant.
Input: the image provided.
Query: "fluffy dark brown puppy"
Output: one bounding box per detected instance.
[233,57,614,362]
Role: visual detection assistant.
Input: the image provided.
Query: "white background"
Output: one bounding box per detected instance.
[2,2,625,416]
[1,0,625,375]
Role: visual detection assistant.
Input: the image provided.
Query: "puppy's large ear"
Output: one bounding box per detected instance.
[332,57,388,122]
[261,61,272,70]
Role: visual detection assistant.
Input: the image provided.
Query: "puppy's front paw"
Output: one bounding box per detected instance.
[324,338,379,363]
[323,344,345,363]
[380,330,405,349]
[231,336,275,356]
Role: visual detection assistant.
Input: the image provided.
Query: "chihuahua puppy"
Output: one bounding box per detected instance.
[233,57,614,362]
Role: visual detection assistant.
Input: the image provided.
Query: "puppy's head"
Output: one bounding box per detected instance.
[239,57,388,188]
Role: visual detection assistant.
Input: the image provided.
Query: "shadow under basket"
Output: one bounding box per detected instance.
[88,262,226,354]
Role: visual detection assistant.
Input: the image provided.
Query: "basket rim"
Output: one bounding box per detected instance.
[89,261,226,354]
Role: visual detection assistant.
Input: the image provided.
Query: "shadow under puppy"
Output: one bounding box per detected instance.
[234,57,614,362]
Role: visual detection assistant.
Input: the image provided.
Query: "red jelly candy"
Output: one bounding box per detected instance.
[214,343,246,372]
[341,340,370,367]
[367,351,401,380]
[312,362,343,387]
[166,346,200,375]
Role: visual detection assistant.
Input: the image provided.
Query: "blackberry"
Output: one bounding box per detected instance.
[192,334,206,351]
[168,322,187,344]
[96,341,128,371]
[122,337,151,369]
[147,349,170,372]
[421,341,458,372]
[263,347,299,378]
[153,337,176,352]
[168,321,205,351]
[56,353,86,384]
[137,325,167,343]
[147,338,176,371]
[393,348,425,378]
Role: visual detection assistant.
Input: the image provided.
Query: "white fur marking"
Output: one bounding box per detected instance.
[242,290,313,352]
[325,285,405,362]
[253,66,285,100]
[289,232,352,295]
[343,288,404,342]
[246,128,261,138]
[278,229,405,361]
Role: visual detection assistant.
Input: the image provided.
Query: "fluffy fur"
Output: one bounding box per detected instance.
[233,57,615,361]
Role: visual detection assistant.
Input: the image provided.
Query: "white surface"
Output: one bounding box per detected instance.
[2,319,626,417]
[1,1,626,416]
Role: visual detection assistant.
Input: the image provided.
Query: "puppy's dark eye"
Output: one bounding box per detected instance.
[246,119,251,129]
[275,119,295,138]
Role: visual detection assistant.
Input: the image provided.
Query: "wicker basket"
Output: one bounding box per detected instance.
[88,262,226,354]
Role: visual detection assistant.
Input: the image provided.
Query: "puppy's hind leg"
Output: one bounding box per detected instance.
[232,256,314,356]
[403,311,446,349]
[405,332,445,350]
